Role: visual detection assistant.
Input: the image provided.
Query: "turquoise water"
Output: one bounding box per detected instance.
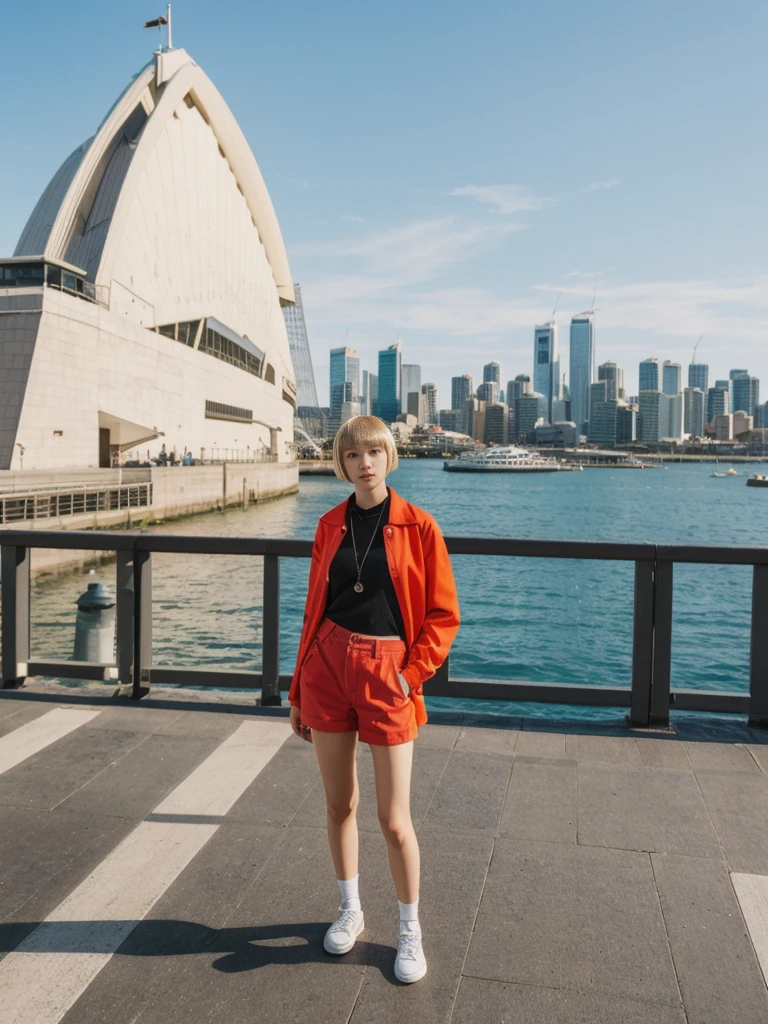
[30,460,768,721]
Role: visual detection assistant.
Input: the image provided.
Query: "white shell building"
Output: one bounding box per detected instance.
[0,49,297,470]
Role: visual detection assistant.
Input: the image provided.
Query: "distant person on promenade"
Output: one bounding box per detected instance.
[289,415,460,984]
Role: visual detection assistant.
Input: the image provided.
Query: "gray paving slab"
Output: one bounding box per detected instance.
[76,704,186,734]
[0,700,54,734]
[348,828,494,1023]
[693,769,768,873]
[226,735,322,827]
[684,741,762,773]
[747,743,768,774]
[464,837,681,1005]
[635,736,692,771]
[651,852,768,1024]
[499,761,577,844]
[515,729,567,757]
[454,724,519,755]
[0,725,154,810]
[420,749,511,833]
[577,763,722,857]
[415,721,460,749]
[566,733,643,767]
[453,976,686,1024]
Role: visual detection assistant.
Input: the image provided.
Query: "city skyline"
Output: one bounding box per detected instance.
[3,2,768,416]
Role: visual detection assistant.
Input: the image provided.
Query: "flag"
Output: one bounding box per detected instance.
[143,16,168,28]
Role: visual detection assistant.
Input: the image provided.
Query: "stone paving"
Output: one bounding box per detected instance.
[1,687,767,1024]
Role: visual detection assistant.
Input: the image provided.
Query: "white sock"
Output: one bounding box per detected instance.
[338,875,361,912]
[398,898,420,935]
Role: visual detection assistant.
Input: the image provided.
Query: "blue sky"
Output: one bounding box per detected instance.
[2,0,767,407]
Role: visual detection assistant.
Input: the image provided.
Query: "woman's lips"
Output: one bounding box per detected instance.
[360,474,373,480]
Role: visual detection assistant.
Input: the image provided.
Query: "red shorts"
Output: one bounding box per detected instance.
[298,618,418,746]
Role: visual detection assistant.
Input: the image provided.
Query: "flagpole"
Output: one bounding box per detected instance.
[167,3,173,50]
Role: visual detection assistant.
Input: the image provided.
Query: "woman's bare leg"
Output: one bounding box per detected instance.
[370,741,419,903]
[312,730,360,880]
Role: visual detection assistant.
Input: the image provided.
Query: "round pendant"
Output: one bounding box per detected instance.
[354,581,364,593]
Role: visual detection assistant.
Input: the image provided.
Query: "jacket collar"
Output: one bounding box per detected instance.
[320,485,418,526]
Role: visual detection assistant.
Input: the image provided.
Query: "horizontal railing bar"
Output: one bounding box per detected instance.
[151,667,264,688]
[426,678,632,707]
[27,660,117,681]
[670,690,751,713]
[4,530,768,565]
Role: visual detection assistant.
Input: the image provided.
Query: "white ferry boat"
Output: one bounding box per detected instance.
[443,446,564,473]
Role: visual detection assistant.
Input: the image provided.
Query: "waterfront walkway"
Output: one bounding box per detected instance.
[1,689,767,1023]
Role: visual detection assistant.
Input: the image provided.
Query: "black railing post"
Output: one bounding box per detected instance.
[650,558,673,727]
[260,552,282,705]
[630,559,654,727]
[749,563,768,729]
[1,544,30,689]
[115,546,152,699]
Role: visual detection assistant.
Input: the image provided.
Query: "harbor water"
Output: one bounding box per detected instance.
[29,459,768,722]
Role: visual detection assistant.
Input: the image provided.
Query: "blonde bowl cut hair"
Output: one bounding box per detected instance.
[332,416,399,482]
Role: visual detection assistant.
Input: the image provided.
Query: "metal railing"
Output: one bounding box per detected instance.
[0,484,153,524]
[1,530,766,729]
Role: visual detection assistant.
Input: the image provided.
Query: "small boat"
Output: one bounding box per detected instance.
[712,467,739,477]
[747,474,768,488]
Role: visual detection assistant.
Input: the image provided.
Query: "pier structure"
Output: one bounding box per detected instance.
[0,48,297,472]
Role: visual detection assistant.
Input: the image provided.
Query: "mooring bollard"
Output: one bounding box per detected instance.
[73,582,116,663]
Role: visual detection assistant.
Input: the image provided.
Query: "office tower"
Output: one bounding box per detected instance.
[533,320,559,422]
[616,404,637,442]
[477,381,499,403]
[406,391,426,422]
[662,361,682,395]
[639,358,660,392]
[460,397,476,437]
[551,398,570,422]
[598,361,625,402]
[569,312,595,433]
[439,409,461,431]
[421,383,438,425]
[377,341,402,422]
[484,403,509,445]
[638,391,662,443]
[401,364,422,414]
[361,369,377,416]
[329,380,354,433]
[733,410,753,436]
[757,402,768,429]
[662,393,684,441]
[451,374,473,410]
[683,387,705,436]
[707,385,729,425]
[713,414,733,441]
[499,389,505,404]
[472,400,487,442]
[330,346,360,404]
[483,361,501,385]
[283,282,319,408]
[506,375,530,439]
[688,363,709,394]
[732,373,760,416]
[517,393,545,440]
[340,399,361,426]
[588,400,618,446]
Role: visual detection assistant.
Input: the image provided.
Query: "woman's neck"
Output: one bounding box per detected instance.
[354,482,388,510]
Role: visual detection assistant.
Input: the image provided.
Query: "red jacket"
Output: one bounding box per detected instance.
[289,486,460,726]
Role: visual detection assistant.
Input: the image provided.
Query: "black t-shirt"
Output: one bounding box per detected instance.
[324,493,406,639]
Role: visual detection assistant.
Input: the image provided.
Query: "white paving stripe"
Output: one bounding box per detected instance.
[0,708,102,776]
[732,872,768,988]
[0,718,291,1024]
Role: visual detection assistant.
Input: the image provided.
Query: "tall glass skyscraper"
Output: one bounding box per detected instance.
[662,361,682,395]
[569,313,594,433]
[451,374,473,410]
[282,283,319,408]
[598,361,624,402]
[639,358,660,392]
[377,341,402,423]
[421,382,438,425]
[731,372,760,416]
[534,320,559,422]
[330,347,360,404]
[483,361,501,385]
[688,363,709,394]
[401,363,422,413]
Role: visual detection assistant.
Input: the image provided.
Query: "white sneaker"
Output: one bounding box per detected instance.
[394,931,427,983]
[323,907,365,955]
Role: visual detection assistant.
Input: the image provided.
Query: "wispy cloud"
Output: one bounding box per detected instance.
[277,173,315,189]
[583,177,620,192]
[340,214,366,222]
[447,183,555,216]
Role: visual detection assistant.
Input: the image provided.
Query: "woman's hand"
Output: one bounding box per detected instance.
[290,704,313,743]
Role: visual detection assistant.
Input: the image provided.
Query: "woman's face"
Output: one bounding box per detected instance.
[343,444,389,492]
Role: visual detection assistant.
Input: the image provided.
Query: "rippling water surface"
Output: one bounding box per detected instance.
[30,459,768,721]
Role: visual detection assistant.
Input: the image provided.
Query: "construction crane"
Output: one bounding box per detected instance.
[692,334,704,363]
[551,292,561,320]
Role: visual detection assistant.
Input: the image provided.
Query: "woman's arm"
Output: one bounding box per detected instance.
[399,516,460,694]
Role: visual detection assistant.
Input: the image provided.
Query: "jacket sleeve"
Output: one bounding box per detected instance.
[400,516,460,694]
[288,522,324,707]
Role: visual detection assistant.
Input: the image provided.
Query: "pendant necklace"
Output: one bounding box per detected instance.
[349,496,388,594]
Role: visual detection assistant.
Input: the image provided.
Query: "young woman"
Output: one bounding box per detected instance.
[288,415,460,983]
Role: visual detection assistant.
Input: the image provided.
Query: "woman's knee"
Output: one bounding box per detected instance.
[326,789,359,825]
[378,813,413,847]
